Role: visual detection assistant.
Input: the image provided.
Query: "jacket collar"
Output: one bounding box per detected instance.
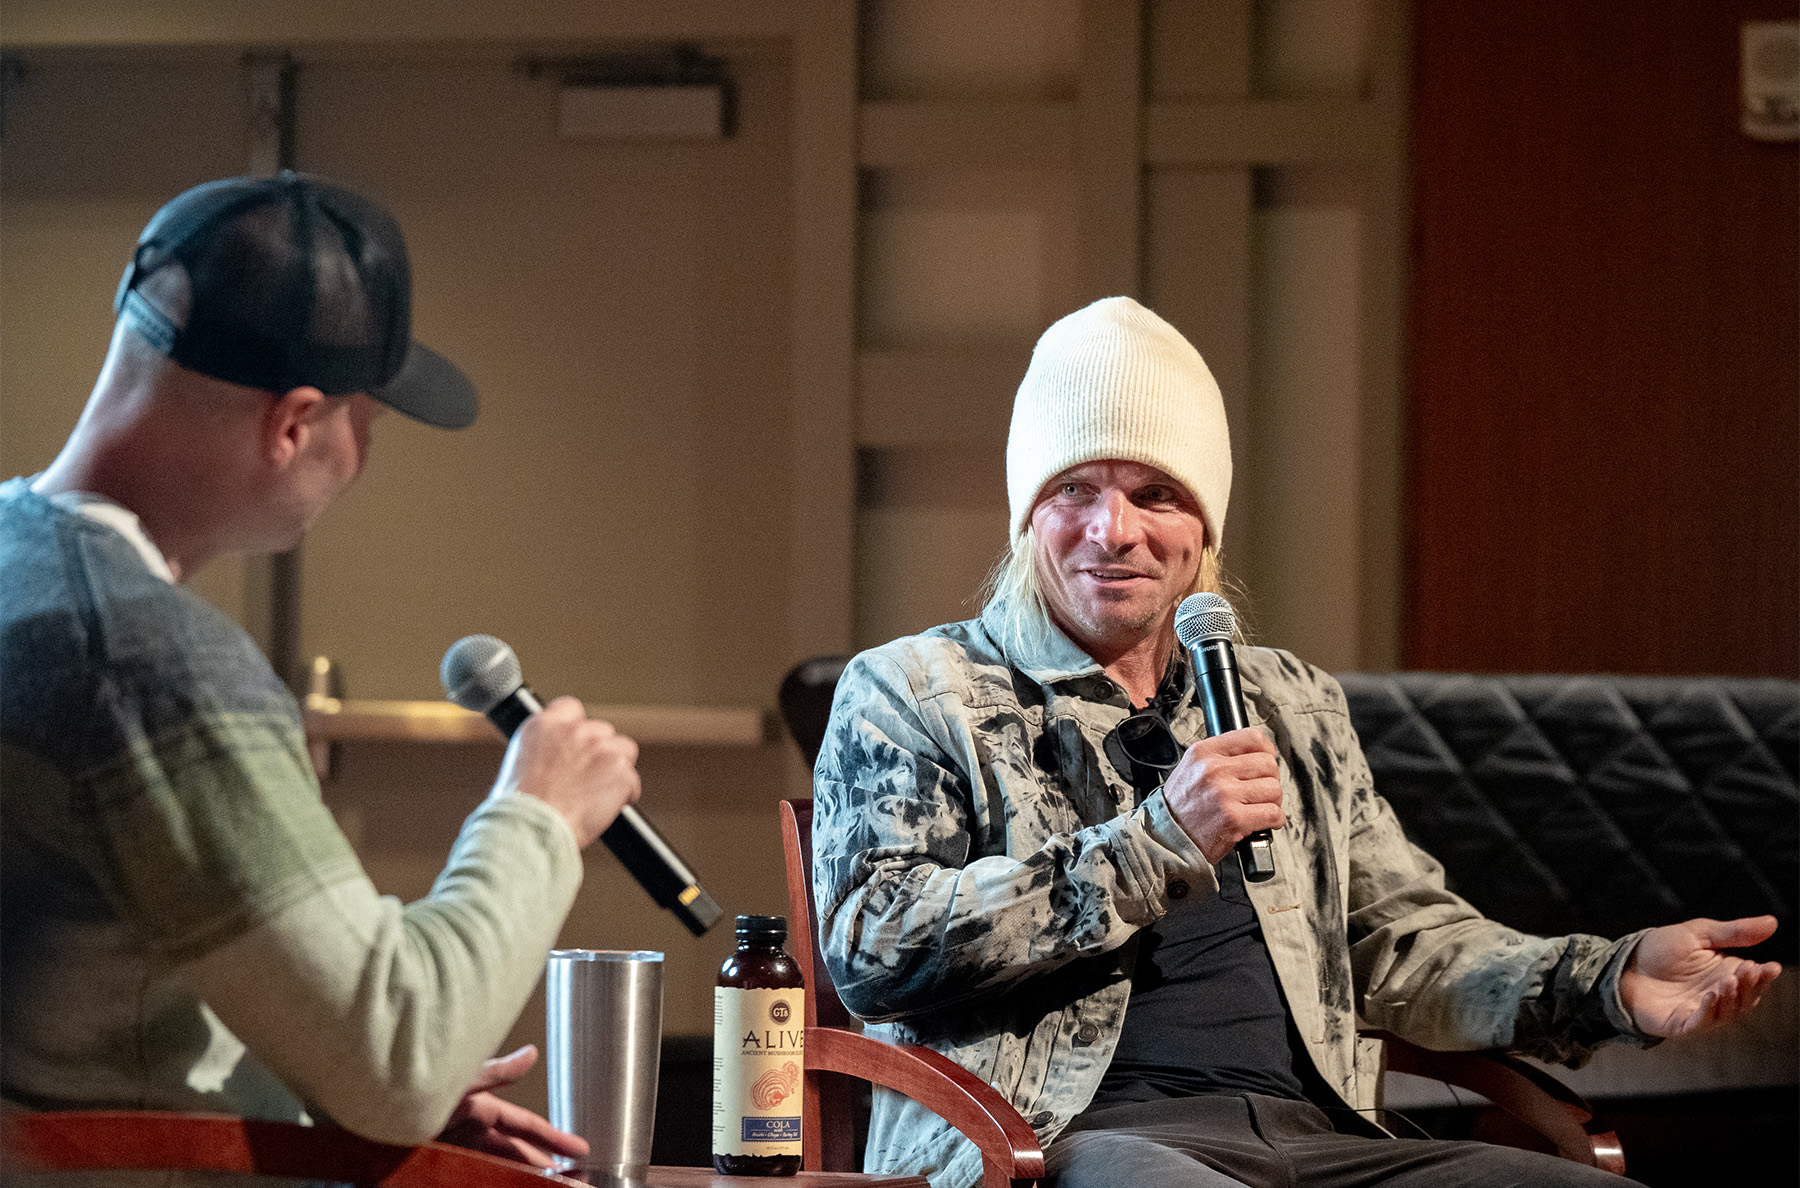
[981,596,1224,707]
[979,597,1103,684]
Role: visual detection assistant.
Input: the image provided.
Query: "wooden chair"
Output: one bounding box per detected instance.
[0,1109,585,1186]
[781,798,1046,1188]
[776,658,1627,1181]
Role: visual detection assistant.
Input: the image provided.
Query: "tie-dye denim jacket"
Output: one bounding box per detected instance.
[812,602,1649,1188]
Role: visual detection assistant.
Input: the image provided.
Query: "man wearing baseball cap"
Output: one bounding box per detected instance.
[811,296,1779,1187]
[0,173,639,1163]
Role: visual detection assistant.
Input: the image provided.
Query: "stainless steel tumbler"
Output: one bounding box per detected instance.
[546,949,665,1187]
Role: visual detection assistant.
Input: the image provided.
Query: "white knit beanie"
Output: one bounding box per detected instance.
[1007,296,1231,545]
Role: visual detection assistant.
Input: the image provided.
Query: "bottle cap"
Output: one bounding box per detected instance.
[735,914,787,943]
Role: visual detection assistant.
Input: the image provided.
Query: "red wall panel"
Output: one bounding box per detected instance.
[1408,0,1798,676]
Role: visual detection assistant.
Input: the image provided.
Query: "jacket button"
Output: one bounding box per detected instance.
[1030,1111,1056,1128]
[1167,880,1189,900]
[1074,1022,1100,1046]
[1094,679,1115,698]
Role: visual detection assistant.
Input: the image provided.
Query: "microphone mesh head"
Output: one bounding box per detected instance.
[1175,593,1237,649]
[441,634,523,713]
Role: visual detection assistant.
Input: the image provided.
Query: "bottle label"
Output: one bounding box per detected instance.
[713,986,805,1157]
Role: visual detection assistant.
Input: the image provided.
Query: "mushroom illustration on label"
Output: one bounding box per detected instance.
[750,1060,800,1109]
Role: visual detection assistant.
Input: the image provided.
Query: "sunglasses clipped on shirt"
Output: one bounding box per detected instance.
[1114,708,1184,789]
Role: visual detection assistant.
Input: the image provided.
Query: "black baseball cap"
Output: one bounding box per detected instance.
[114,171,477,429]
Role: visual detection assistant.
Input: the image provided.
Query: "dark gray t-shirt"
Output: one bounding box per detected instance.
[1088,677,1307,1110]
[1089,849,1308,1106]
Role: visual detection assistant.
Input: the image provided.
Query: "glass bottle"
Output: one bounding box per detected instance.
[712,914,805,1175]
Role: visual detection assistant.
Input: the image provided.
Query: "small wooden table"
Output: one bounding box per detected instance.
[0,1112,934,1188]
[646,1171,927,1187]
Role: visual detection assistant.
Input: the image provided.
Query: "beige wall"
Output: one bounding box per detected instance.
[1,45,798,703]
[293,48,795,706]
[0,0,1404,1118]
[850,0,1406,667]
[0,38,811,1114]
[0,53,255,617]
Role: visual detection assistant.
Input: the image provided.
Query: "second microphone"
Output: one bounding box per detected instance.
[441,633,724,938]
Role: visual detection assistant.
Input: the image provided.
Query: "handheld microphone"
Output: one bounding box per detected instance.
[441,634,724,937]
[1174,594,1277,883]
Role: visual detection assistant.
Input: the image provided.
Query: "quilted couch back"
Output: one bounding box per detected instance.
[1339,673,1798,965]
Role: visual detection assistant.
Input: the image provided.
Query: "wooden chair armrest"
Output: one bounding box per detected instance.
[1371,1033,1626,1175]
[1,1110,587,1188]
[808,1027,1045,1188]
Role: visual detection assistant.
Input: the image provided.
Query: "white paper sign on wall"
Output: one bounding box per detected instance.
[1742,21,1799,143]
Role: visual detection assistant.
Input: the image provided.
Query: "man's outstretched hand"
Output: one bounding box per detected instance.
[438,1045,589,1168]
[1620,916,1783,1039]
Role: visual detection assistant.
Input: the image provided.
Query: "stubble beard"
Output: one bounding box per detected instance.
[1045,569,1179,660]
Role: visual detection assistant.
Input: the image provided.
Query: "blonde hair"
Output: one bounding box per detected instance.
[979,526,1227,655]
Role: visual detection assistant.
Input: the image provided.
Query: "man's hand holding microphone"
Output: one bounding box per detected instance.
[436,642,652,1167]
[1163,728,1286,868]
[491,694,641,848]
[1162,593,1284,879]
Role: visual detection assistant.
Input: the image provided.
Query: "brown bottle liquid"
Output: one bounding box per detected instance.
[713,915,805,1176]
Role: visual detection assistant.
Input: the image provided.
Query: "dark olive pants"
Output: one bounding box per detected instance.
[1047,1094,1644,1188]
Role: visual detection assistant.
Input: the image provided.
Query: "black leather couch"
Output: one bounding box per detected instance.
[1338,673,1797,967]
[785,660,1798,960]
[1338,673,1797,1184]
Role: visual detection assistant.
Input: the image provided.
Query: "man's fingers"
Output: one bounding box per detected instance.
[1738,963,1782,1014]
[1699,915,1779,949]
[1229,815,1286,846]
[1214,752,1281,785]
[538,695,587,723]
[1183,750,1280,795]
[481,1131,556,1169]
[489,1098,590,1158]
[1677,990,1715,1037]
[1222,799,1287,842]
[470,1045,538,1092]
[1228,782,1287,824]
[1733,969,1762,1017]
[1188,726,1277,759]
[1243,775,1284,806]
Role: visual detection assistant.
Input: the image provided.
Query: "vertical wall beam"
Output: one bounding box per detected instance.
[246,52,295,176]
[789,1,858,667]
[1357,0,1410,669]
[1143,0,1255,601]
[1078,0,1144,301]
[244,52,303,690]
[1144,169,1254,581]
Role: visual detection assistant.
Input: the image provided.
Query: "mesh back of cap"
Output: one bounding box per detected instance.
[121,174,412,396]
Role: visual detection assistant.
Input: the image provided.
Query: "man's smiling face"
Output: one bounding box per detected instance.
[1029,458,1207,658]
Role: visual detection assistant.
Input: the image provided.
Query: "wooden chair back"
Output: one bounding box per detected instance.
[780,796,859,1169]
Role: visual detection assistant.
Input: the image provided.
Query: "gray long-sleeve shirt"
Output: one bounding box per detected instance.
[0,479,582,1166]
[813,601,1649,1188]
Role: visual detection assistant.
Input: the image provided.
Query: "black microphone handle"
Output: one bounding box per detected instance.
[1190,638,1278,884]
[488,686,723,937]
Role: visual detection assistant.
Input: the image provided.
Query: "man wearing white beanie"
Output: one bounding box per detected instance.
[811,297,1778,1188]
